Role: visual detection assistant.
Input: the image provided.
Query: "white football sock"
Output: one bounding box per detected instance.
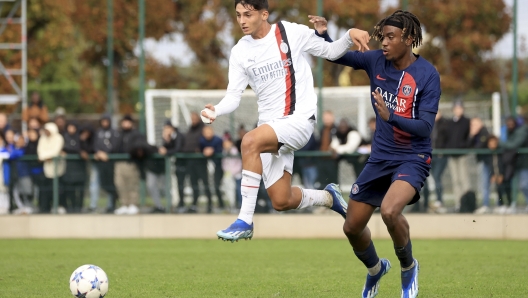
[237,170,261,225]
[368,260,382,276]
[296,187,333,209]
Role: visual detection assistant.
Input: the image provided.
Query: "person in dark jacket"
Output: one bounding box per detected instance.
[469,117,490,214]
[79,124,95,213]
[200,125,224,213]
[4,130,24,213]
[499,116,528,214]
[79,125,95,158]
[175,112,207,213]
[155,120,184,213]
[445,100,471,210]
[113,115,141,215]
[476,135,506,214]
[24,129,46,213]
[13,132,33,213]
[4,129,21,213]
[429,111,450,213]
[92,115,119,213]
[127,129,165,212]
[316,110,338,189]
[62,122,87,213]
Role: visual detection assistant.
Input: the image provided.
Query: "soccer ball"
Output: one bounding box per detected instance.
[69,264,109,298]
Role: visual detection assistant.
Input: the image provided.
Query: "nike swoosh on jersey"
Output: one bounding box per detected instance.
[376,74,386,80]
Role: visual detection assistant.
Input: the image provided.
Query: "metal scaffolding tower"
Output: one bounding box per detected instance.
[0,0,27,113]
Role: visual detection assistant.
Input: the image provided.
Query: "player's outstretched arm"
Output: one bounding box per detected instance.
[300,16,363,61]
[308,15,370,69]
[308,15,369,51]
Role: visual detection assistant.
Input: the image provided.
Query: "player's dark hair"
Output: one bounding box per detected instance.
[372,10,423,48]
[234,0,268,11]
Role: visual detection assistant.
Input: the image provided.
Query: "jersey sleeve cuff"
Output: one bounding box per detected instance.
[345,29,353,44]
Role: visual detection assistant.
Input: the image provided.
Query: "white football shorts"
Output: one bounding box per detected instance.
[260,115,315,189]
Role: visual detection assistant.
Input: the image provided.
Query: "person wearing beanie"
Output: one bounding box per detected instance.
[154,120,184,213]
[61,122,87,213]
[176,112,205,213]
[445,100,471,210]
[92,114,119,213]
[113,115,141,215]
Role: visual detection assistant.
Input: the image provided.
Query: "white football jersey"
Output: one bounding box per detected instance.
[214,21,353,125]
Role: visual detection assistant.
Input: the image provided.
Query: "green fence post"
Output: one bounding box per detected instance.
[165,156,172,213]
[140,179,146,208]
[52,157,59,214]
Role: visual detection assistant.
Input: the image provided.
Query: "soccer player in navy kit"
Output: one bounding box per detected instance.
[309,11,440,298]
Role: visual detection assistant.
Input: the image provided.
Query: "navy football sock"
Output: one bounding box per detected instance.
[395,240,414,269]
[354,241,380,269]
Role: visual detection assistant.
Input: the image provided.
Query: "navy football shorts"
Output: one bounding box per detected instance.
[349,155,431,207]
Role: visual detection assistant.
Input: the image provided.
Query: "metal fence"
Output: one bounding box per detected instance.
[8,148,528,214]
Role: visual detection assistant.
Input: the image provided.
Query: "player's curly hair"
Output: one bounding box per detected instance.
[372,10,423,48]
[235,0,268,11]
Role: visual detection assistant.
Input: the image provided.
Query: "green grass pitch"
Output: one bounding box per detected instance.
[0,238,525,297]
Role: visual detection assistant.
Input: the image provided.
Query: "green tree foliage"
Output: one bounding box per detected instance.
[407,0,511,94]
[0,0,518,113]
[73,0,175,113]
[1,0,176,113]
[172,0,380,89]
[0,0,78,104]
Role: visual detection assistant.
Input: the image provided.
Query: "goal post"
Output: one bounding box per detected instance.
[145,86,373,145]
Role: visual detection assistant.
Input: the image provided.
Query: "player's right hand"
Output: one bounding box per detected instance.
[201,104,216,124]
[349,29,370,52]
[308,15,327,35]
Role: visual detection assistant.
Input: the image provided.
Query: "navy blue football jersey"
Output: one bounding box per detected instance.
[333,49,441,160]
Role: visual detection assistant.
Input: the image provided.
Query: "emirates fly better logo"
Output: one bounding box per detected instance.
[251,58,292,82]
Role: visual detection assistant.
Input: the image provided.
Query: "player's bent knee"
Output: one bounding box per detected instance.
[343,221,363,238]
[380,207,400,226]
[240,134,261,155]
[271,200,291,212]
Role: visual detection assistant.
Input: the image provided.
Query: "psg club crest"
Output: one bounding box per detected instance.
[280,41,289,54]
[402,84,412,96]
[352,183,359,194]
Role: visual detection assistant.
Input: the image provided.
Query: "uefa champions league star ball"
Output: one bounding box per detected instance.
[69,264,109,298]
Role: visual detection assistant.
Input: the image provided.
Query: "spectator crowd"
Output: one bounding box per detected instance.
[0,92,527,215]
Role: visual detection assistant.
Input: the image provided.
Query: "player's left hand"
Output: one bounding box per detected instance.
[201,104,216,124]
[308,15,327,35]
[373,90,390,121]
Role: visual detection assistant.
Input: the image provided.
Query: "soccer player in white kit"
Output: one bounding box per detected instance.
[201,0,371,242]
